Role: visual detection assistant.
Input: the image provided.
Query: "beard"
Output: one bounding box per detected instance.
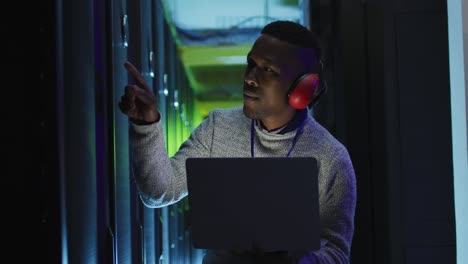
[243,103,267,120]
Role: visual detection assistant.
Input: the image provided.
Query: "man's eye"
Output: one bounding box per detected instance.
[264,67,274,73]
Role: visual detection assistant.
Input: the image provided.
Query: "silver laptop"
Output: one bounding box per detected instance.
[186,157,320,252]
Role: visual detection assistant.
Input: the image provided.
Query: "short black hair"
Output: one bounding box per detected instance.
[261,20,321,62]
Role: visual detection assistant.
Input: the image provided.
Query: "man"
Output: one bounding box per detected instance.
[119,20,356,264]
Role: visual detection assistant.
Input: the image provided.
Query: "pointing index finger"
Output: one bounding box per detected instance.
[124,61,151,92]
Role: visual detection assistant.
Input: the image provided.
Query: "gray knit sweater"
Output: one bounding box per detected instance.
[130,106,356,264]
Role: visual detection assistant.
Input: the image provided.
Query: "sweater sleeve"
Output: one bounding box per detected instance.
[299,146,357,264]
[129,111,215,208]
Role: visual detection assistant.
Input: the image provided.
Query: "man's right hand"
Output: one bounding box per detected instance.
[119,61,160,124]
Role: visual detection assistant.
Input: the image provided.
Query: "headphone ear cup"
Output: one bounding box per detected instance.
[288,73,320,110]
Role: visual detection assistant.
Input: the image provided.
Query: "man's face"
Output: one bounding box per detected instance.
[242,34,310,120]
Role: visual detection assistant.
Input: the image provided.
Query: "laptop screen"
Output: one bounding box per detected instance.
[186,157,320,252]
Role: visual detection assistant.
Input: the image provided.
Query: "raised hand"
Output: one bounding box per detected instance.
[119,61,160,124]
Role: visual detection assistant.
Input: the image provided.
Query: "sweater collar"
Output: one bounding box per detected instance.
[255,109,308,135]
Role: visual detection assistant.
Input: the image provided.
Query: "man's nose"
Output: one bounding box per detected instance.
[244,68,259,87]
